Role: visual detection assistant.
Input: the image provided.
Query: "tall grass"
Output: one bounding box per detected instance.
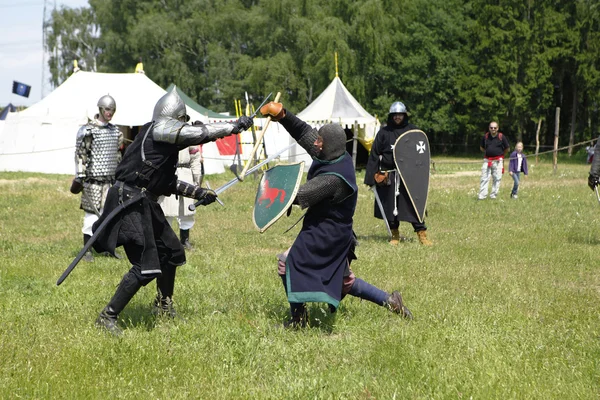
[0,159,598,399]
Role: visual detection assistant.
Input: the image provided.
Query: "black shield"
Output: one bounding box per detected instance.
[393,129,430,223]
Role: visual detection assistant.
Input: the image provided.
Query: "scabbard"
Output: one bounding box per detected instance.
[56,192,144,286]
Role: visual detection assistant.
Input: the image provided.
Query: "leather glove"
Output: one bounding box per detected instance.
[259,101,285,121]
[195,188,217,205]
[70,177,83,194]
[231,116,253,134]
[588,174,599,191]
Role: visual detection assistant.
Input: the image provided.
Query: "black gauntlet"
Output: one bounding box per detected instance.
[175,180,217,204]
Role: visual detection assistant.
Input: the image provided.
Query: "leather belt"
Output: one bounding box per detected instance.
[114,181,159,202]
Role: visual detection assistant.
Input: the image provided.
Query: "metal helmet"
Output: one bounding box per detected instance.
[389,101,407,114]
[152,86,188,122]
[97,94,116,111]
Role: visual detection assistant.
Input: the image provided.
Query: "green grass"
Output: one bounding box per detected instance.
[0,157,599,399]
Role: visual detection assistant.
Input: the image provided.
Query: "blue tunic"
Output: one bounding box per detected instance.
[286,152,358,309]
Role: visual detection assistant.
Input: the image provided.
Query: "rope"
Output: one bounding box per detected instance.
[431,139,595,171]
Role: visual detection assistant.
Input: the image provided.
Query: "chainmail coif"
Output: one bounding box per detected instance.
[317,124,346,160]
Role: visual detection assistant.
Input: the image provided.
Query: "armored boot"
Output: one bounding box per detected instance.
[153,265,184,320]
[386,290,413,319]
[83,234,94,262]
[96,271,142,336]
[180,229,193,251]
[389,229,407,245]
[416,230,433,246]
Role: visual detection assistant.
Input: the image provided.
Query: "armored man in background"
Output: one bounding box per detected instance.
[72,95,123,262]
[91,87,253,335]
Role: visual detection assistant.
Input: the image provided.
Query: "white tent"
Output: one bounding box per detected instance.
[0,71,225,175]
[297,75,379,156]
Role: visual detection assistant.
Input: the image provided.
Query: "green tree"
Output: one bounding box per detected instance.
[45,6,100,86]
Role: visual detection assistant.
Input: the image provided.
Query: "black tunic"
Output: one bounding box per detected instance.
[364,117,421,223]
[92,122,186,275]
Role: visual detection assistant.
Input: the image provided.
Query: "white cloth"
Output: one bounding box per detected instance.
[158,148,202,217]
[165,215,195,230]
[516,153,523,172]
[478,158,503,199]
[82,210,101,236]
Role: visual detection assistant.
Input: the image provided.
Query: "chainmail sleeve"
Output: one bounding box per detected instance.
[296,174,353,209]
[278,111,320,158]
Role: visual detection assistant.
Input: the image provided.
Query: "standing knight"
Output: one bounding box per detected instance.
[91,87,252,335]
[72,95,123,262]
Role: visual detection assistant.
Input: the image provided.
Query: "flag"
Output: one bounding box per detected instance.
[12,81,31,98]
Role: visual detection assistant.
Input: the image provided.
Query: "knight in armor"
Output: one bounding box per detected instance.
[158,143,203,250]
[364,101,433,246]
[91,87,253,335]
[72,94,123,262]
[260,101,413,328]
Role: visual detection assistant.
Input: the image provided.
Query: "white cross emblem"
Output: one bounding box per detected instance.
[416,141,426,154]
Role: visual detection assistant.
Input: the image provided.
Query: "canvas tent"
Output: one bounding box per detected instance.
[296,75,379,165]
[0,71,225,175]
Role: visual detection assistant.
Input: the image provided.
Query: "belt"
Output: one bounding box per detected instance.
[114,181,159,202]
[177,163,191,168]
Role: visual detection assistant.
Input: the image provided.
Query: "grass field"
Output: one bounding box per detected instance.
[0,156,599,399]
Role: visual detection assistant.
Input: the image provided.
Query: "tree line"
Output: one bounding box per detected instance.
[46,0,600,154]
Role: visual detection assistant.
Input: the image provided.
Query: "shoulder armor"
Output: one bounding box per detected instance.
[152,118,186,144]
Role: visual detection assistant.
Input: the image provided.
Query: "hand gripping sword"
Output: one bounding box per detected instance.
[189,141,298,211]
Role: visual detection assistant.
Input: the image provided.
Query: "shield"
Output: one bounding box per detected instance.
[253,162,305,233]
[393,129,430,223]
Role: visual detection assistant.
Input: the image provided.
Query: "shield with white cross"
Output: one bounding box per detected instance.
[392,129,430,223]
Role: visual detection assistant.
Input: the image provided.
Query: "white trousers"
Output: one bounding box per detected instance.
[82,211,101,236]
[478,159,503,199]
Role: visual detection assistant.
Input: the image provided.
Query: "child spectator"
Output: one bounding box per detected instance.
[508,142,528,199]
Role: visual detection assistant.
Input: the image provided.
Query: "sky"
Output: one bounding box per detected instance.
[0,0,90,107]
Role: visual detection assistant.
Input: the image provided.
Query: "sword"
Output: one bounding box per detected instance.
[189,141,298,211]
[230,92,272,181]
[238,92,281,181]
[371,186,393,239]
[57,191,144,286]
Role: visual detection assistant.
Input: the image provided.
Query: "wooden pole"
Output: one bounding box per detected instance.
[553,107,560,174]
[238,92,281,180]
[535,118,542,166]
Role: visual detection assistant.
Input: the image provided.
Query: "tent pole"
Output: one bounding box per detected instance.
[352,121,358,169]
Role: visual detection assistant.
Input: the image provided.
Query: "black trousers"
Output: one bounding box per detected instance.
[388,219,427,232]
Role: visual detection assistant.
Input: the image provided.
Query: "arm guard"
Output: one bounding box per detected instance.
[152,117,236,147]
[74,125,91,178]
[278,111,320,158]
[174,180,203,199]
[296,174,353,209]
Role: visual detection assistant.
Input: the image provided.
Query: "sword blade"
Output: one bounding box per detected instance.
[57,192,143,286]
[371,186,393,238]
[189,142,298,211]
